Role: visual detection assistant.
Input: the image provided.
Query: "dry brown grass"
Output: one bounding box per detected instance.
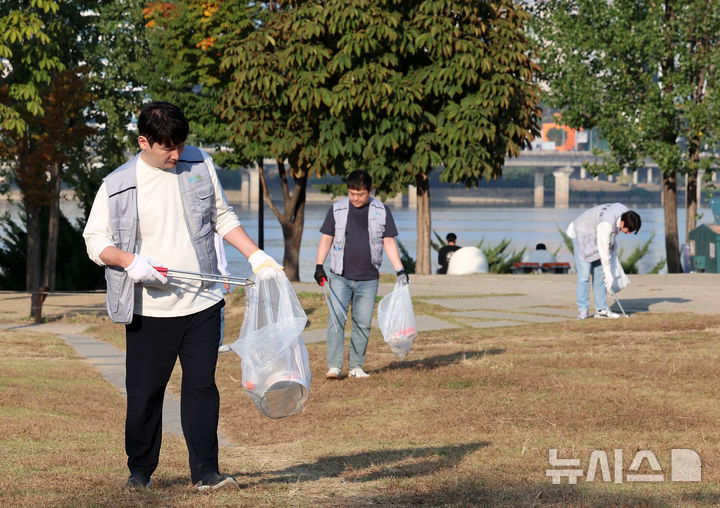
[3,302,720,507]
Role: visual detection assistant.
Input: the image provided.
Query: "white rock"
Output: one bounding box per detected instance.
[447,246,489,274]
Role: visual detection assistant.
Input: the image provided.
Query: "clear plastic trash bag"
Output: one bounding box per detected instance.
[230,268,311,419]
[609,252,630,293]
[377,281,417,358]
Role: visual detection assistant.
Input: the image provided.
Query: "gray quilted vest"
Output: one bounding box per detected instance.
[329,197,386,275]
[104,145,219,324]
[572,202,628,262]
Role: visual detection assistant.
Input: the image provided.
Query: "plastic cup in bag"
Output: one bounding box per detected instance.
[241,337,311,419]
[231,268,312,419]
[245,370,309,419]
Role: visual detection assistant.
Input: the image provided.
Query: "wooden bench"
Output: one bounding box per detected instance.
[511,262,541,274]
[541,262,571,274]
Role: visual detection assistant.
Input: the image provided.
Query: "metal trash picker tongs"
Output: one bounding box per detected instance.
[154,266,254,287]
[608,289,629,319]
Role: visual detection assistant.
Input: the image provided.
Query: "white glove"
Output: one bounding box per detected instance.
[604,276,615,294]
[248,249,283,273]
[125,254,167,284]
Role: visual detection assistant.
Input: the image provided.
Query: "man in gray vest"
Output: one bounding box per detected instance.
[314,170,407,379]
[83,102,281,491]
[566,203,641,319]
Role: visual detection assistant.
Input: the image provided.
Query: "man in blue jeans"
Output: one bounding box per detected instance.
[566,203,641,319]
[314,170,407,379]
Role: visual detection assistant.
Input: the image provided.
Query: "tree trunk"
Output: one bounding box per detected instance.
[281,214,304,281]
[259,160,308,282]
[685,170,698,243]
[686,26,708,241]
[658,1,680,273]
[685,131,702,242]
[415,173,431,274]
[43,162,61,290]
[24,201,44,318]
[662,170,681,273]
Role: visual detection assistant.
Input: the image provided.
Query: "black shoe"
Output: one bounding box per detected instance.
[195,472,238,491]
[125,472,152,489]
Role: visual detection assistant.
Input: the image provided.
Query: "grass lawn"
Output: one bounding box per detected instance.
[1,291,719,507]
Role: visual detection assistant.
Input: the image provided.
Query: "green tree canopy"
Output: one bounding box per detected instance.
[141,0,248,153]
[0,0,112,310]
[220,0,540,274]
[79,0,151,182]
[0,0,65,135]
[531,0,720,273]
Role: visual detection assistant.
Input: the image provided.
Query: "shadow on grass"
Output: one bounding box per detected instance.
[358,478,720,507]
[239,442,488,485]
[374,348,506,373]
[108,472,720,506]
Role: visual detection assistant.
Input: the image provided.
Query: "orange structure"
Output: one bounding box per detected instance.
[541,122,581,152]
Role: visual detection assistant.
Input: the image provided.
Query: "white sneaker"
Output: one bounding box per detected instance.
[348,367,370,378]
[218,344,231,353]
[195,472,238,491]
[594,308,620,319]
[326,367,342,379]
[577,309,589,320]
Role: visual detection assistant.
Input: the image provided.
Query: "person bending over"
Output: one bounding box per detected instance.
[566,203,641,320]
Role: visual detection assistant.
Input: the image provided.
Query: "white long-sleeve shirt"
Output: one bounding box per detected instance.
[566,218,619,277]
[83,152,242,317]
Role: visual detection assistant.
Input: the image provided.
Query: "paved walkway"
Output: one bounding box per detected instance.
[2,273,716,326]
[1,273,717,438]
[298,273,720,341]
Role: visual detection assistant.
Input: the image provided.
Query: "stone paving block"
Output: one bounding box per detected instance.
[411,315,460,331]
[523,306,578,318]
[423,296,538,311]
[456,320,523,328]
[370,314,459,332]
[421,297,496,311]
[302,328,328,344]
[444,310,567,323]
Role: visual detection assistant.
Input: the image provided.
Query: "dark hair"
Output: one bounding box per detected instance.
[446,233,457,243]
[137,102,189,147]
[536,243,547,250]
[346,170,372,191]
[621,210,641,234]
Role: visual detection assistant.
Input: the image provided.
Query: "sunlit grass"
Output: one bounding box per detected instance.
[3,308,720,506]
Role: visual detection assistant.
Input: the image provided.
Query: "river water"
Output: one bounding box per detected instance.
[228,203,703,281]
[1,200,706,282]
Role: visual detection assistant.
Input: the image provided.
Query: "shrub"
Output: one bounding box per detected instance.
[396,239,416,274]
[0,211,105,291]
[477,238,526,274]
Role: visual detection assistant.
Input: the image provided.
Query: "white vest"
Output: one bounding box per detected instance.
[572,203,627,262]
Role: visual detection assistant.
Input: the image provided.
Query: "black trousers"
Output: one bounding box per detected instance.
[124,300,224,483]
